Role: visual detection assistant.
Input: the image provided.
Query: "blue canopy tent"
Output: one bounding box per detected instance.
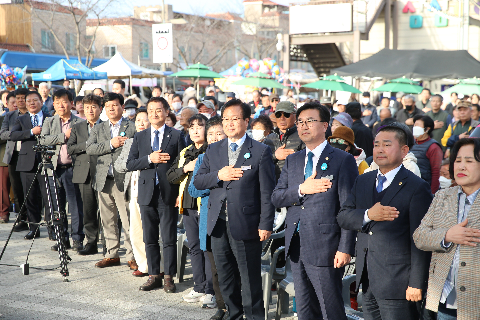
[31,59,107,81]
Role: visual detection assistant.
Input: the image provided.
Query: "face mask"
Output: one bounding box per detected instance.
[439,176,452,189]
[125,109,136,117]
[362,97,370,104]
[405,104,413,111]
[251,129,265,141]
[333,106,339,112]
[172,102,182,111]
[201,112,211,119]
[412,126,425,138]
[188,102,196,107]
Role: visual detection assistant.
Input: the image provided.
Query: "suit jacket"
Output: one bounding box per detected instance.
[337,166,433,299]
[413,186,480,319]
[114,138,133,194]
[10,112,52,172]
[271,144,358,267]
[126,125,185,206]
[0,110,26,164]
[39,113,84,169]
[0,116,7,166]
[194,135,276,241]
[86,118,135,193]
[67,120,102,185]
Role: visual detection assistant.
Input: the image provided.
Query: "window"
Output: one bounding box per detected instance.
[140,42,149,59]
[41,29,55,51]
[140,12,150,20]
[66,33,75,52]
[103,45,116,58]
[85,35,96,54]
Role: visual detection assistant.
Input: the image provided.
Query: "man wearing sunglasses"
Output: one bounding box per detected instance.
[260,93,280,117]
[271,101,304,180]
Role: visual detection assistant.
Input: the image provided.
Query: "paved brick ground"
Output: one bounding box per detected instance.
[0,220,296,320]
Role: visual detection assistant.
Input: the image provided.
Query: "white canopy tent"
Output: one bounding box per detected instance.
[92,52,165,92]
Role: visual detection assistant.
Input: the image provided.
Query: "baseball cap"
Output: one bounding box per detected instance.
[197,100,215,110]
[275,101,296,114]
[337,99,349,106]
[270,94,280,101]
[206,86,215,93]
[332,112,353,128]
[226,92,236,98]
[124,103,137,109]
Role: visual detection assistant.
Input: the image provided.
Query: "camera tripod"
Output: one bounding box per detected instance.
[0,143,71,282]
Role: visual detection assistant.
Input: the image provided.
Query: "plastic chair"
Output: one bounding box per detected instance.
[275,257,294,320]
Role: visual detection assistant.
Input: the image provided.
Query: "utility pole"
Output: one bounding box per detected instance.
[460,0,470,50]
[162,0,167,93]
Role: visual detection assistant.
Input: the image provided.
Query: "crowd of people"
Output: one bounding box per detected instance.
[0,80,479,320]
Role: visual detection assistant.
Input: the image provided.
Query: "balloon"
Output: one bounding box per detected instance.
[235,66,243,76]
[272,65,280,75]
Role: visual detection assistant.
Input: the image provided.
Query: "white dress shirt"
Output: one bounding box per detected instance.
[298,140,328,197]
[148,124,166,163]
[228,133,247,150]
[107,117,123,176]
[363,164,403,225]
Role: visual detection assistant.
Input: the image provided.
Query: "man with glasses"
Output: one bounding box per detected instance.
[271,101,304,180]
[194,99,276,320]
[272,101,358,320]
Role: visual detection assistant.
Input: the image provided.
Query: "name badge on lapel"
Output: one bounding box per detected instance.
[241,165,252,171]
[322,175,334,181]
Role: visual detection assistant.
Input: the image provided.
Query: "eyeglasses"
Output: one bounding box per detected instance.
[296,119,323,127]
[329,138,347,145]
[272,99,280,102]
[275,111,291,118]
[222,117,242,123]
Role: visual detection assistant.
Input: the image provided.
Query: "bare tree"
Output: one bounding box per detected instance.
[235,21,278,60]
[21,0,116,67]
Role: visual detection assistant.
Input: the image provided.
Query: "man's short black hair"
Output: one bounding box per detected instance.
[113,79,125,89]
[147,96,169,110]
[345,102,362,121]
[472,104,479,111]
[125,99,138,107]
[432,94,443,102]
[204,96,217,107]
[83,93,102,107]
[26,90,42,102]
[6,91,15,102]
[103,92,124,106]
[221,98,251,120]
[376,122,414,148]
[381,96,390,100]
[422,88,431,94]
[53,88,73,102]
[172,94,182,101]
[451,92,458,97]
[449,138,480,178]
[153,86,162,92]
[205,115,222,136]
[93,87,104,95]
[74,95,84,105]
[296,101,330,123]
[188,96,198,105]
[0,90,8,100]
[15,88,29,97]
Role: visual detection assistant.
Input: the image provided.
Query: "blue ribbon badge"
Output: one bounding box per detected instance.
[320,163,328,171]
[120,132,126,137]
[244,152,251,159]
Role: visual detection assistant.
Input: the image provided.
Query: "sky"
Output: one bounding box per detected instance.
[117,0,298,17]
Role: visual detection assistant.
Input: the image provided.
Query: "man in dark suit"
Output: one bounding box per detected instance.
[271,102,358,320]
[86,92,136,269]
[0,114,10,223]
[126,97,185,292]
[194,99,276,320]
[0,88,29,230]
[68,94,102,255]
[346,102,374,158]
[337,123,433,320]
[40,89,85,251]
[10,91,52,239]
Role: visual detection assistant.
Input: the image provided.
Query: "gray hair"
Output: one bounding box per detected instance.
[181,106,198,115]
[39,82,49,89]
[404,94,416,102]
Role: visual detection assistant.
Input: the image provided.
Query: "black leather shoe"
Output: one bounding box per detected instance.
[51,240,71,251]
[24,230,40,240]
[139,275,163,291]
[14,221,29,232]
[72,240,83,251]
[210,309,225,320]
[78,243,98,255]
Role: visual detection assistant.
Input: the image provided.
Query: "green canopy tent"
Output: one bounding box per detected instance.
[231,72,287,89]
[372,77,423,94]
[170,63,224,99]
[302,74,361,94]
[442,78,480,96]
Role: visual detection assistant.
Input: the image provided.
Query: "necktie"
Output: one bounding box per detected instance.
[153,130,159,185]
[304,151,314,180]
[33,114,38,127]
[230,143,238,152]
[377,174,387,193]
